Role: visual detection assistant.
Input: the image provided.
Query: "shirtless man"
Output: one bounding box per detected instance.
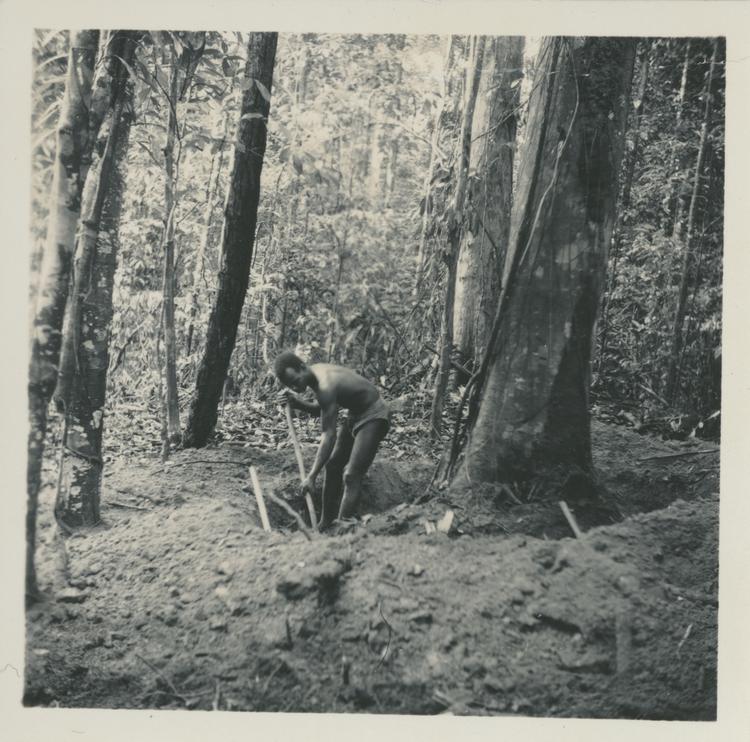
[273,351,390,530]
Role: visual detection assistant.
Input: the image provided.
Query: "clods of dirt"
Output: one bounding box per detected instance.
[25,420,718,719]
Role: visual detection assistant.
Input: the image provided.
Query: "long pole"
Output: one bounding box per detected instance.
[285,403,319,530]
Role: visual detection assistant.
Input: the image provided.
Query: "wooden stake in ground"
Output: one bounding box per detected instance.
[249,465,272,532]
[559,500,583,539]
[285,403,319,530]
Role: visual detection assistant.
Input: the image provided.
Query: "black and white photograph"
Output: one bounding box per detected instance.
[3,0,750,738]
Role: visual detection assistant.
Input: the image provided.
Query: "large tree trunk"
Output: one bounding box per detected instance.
[665,40,719,403]
[183,32,278,448]
[54,32,140,528]
[429,36,485,439]
[26,30,99,601]
[455,37,635,486]
[452,36,523,383]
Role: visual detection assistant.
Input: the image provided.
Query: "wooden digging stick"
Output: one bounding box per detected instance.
[249,465,272,532]
[285,403,319,530]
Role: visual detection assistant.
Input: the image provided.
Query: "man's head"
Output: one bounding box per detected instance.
[273,351,309,393]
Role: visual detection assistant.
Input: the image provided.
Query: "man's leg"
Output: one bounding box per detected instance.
[338,419,389,520]
[320,424,354,530]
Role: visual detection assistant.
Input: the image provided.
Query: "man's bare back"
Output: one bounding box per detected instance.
[307,363,380,416]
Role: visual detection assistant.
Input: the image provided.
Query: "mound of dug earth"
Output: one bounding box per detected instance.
[211,443,435,526]
[25,430,718,719]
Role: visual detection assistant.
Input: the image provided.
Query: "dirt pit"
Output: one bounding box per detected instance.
[25,419,719,719]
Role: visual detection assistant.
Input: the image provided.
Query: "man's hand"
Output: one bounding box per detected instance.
[276,389,295,408]
[300,475,316,497]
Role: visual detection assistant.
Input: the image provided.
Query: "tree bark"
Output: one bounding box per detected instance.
[456,37,635,485]
[183,32,278,448]
[452,36,523,383]
[429,36,485,439]
[26,30,99,601]
[54,31,140,528]
[665,40,718,403]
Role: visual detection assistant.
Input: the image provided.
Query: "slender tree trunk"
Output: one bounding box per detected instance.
[430,36,485,439]
[26,30,99,602]
[597,41,652,370]
[663,40,691,238]
[54,32,140,528]
[183,32,278,448]
[385,139,399,208]
[260,267,285,367]
[455,37,635,487]
[414,117,438,295]
[367,118,383,208]
[327,248,346,362]
[452,36,523,383]
[185,121,229,355]
[161,46,182,442]
[414,36,456,296]
[295,39,311,106]
[665,40,718,403]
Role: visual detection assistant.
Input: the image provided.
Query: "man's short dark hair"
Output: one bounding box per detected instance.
[273,351,305,380]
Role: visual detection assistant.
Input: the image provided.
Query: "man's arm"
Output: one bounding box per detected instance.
[287,393,321,416]
[305,400,338,484]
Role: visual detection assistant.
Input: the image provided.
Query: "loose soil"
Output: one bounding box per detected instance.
[24,419,719,719]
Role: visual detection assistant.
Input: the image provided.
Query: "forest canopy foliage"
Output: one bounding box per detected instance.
[27,31,724,597]
[30,33,723,436]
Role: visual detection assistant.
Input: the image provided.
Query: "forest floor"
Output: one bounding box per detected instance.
[24,407,720,720]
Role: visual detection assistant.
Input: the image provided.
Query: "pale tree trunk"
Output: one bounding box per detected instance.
[261,188,295,366]
[26,30,99,601]
[183,32,278,448]
[663,40,691,238]
[157,32,205,449]
[414,36,457,296]
[367,118,384,208]
[456,37,635,487]
[665,39,719,403]
[326,233,347,362]
[261,288,274,365]
[452,36,523,383]
[54,31,140,528]
[413,115,439,295]
[429,35,485,440]
[598,41,652,370]
[260,269,285,367]
[295,39,311,106]
[161,44,183,443]
[384,139,398,208]
[185,114,230,355]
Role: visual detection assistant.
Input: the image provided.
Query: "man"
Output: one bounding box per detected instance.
[274,351,390,530]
